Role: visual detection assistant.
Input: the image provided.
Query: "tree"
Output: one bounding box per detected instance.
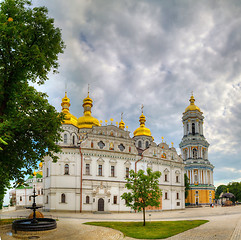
[0,0,65,193]
[215,185,227,199]
[227,182,241,202]
[121,168,162,226]
[0,136,7,150]
[184,173,190,199]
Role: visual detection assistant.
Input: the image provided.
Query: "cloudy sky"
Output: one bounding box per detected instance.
[33,0,241,187]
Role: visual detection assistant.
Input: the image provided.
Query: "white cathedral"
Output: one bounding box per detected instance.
[41,92,185,212]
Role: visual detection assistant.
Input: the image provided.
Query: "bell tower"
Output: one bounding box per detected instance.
[179,94,215,205]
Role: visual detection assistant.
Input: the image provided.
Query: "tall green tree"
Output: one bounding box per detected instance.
[215,185,227,199]
[184,173,190,199]
[227,182,241,202]
[121,168,162,226]
[0,0,65,193]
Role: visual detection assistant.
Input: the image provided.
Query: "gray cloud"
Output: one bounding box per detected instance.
[34,0,241,187]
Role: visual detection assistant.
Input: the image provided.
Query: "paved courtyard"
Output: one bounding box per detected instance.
[0,205,241,240]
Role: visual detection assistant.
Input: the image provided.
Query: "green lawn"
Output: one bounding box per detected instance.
[0,218,22,225]
[85,220,208,239]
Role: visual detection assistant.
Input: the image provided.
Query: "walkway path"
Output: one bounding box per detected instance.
[0,205,241,239]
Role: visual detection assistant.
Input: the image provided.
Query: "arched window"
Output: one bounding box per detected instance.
[73,136,75,145]
[86,196,90,204]
[64,134,67,144]
[183,149,188,160]
[176,175,179,182]
[192,123,195,135]
[202,149,205,159]
[46,168,49,177]
[46,195,48,204]
[193,148,197,159]
[64,164,69,175]
[165,192,168,199]
[145,141,149,149]
[61,193,66,203]
[138,141,142,148]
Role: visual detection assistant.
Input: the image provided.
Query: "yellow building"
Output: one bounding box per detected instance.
[179,95,215,205]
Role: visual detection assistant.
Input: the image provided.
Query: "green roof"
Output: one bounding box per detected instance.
[16,185,33,189]
[36,173,42,178]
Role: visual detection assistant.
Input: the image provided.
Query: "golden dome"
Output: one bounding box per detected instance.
[185,95,201,113]
[77,92,100,129]
[61,92,78,127]
[119,113,125,129]
[61,92,70,113]
[33,170,36,176]
[28,211,44,219]
[39,162,43,168]
[134,111,152,137]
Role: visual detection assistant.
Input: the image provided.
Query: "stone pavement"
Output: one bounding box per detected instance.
[0,205,241,240]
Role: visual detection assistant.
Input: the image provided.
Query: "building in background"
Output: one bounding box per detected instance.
[9,163,44,209]
[179,95,215,205]
[43,92,185,212]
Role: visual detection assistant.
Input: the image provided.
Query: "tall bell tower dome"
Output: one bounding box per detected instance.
[179,94,215,205]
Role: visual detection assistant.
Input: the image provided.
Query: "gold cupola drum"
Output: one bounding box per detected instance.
[133,108,152,137]
[77,91,100,129]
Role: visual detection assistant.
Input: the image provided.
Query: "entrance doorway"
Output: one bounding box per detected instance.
[98,198,104,211]
[195,197,199,205]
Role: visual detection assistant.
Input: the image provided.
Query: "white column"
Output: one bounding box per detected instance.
[195,121,198,134]
[200,122,203,135]
[191,170,194,184]
[204,170,206,184]
[189,122,192,134]
[211,171,213,185]
[201,170,203,184]
[198,169,201,184]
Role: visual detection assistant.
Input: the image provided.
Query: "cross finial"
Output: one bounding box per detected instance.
[141,104,144,113]
[121,112,123,120]
[88,84,90,96]
[191,91,193,96]
[65,83,67,94]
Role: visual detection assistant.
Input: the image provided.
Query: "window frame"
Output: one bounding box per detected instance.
[86,163,90,175]
[64,134,67,144]
[113,196,117,204]
[111,165,115,177]
[64,164,69,175]
[125,167,129,178]
[98,164,103,176]
[61,193,66,203]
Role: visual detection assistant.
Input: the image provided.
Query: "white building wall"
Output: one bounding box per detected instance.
[43,125,185,212]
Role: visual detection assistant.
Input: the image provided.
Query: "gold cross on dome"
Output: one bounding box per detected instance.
[141,104,144,113]
[88,84,90,95]
[191,91,193,96]
[121,112,123,120]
